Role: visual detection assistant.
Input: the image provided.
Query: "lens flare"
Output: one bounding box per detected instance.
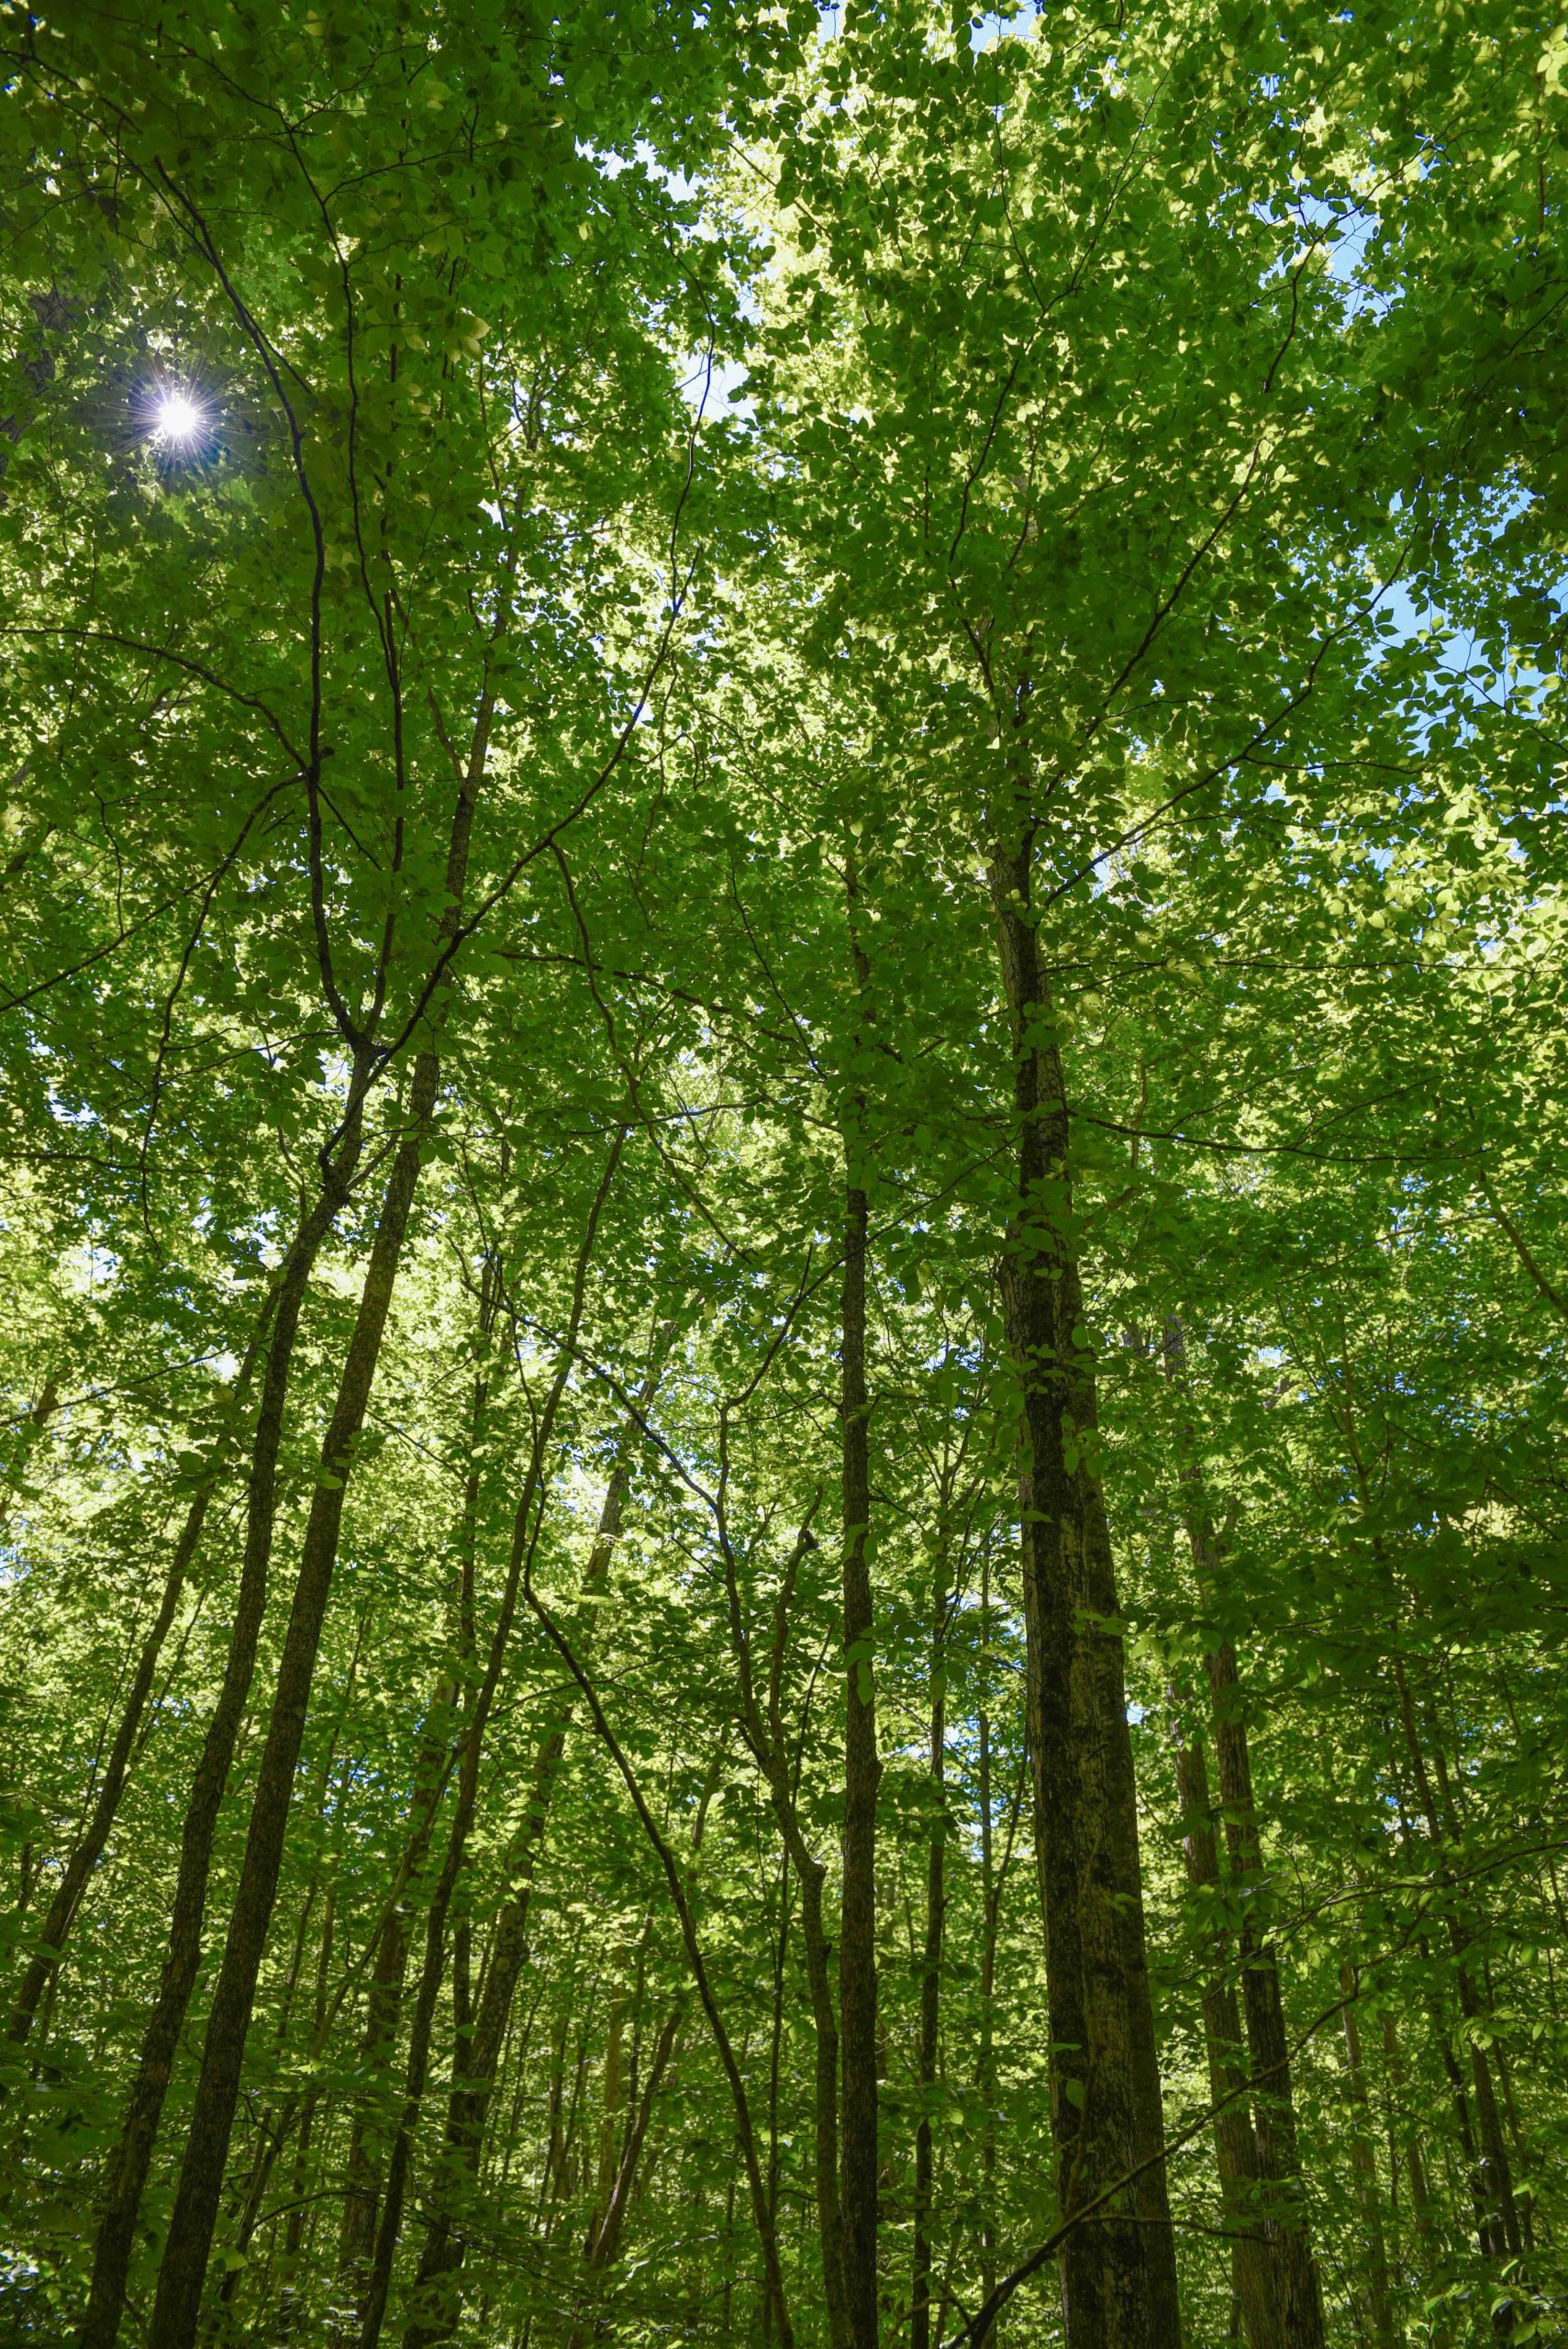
[151,390,205,444]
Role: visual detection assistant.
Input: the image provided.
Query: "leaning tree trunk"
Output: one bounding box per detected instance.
[6,1317,272,2053]
[77,1152,362,2349]
[145,715,493,2349]
[147,1045,443,2349]
[987,817,1181,2349]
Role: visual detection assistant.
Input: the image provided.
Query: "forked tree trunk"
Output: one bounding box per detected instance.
[146,718,493,2349]
[148,1048,443,2349]
[78,1161,362,2349]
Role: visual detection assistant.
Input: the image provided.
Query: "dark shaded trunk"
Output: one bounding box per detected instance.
[1340,1965,1399,2349]
[333,1353,494,2333]
[840,1163,878,2349]
[987,824,1180,2349]
[1390,1654,1523,2265]
[144,674,500,2347]
[148,1045,440,2349]
[911,1568,946,2349]
[77,1162,360,2349]
[1205,1643,1327,2349]
[1168,1709,1278,2349]
[401,1340,658,2349]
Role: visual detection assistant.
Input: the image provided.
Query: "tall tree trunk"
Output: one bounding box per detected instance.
[582,2003,681,2275]
[350,1160,626,2349]
[1340,1965,1400,2349]
[1380,2006,1446,2343]
[910,1559,946,2349]
[1390,1653,1524,2265]
[146,707,494,2349]
[986,820,1180,2349]
[1162,1317,1325,2345]
[401,1340,660,2349]
[7,1329,267,2050]
[1167,1706,1278,2349]
[148,1053,439,2349]
[764,1846,792,2347]
[840,1157,879,2349]
[716,1486,850,2349]
[1205,1643,1327,2349]
[334,1343,495,2332]
[522,1585,796,2348]
[77,1157,362,2349]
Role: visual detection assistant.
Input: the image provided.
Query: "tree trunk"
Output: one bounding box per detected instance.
[1390,1654,1524,2264]
[77,1163,361,2349]
[1205,1643,1328,2349]
[716,1489,850,2349]
[987,825,1180,2349]
[1162,1317,1324,2346]
[1168,1709,1279,2349]
[911,1563,946,2349]
[563,1999,683,2349]
[148,1050,440,2349]
[351,1159,628,2349]
[145,684,497,2347]
[523,1587,796,2348]
[7,1320,274,2051]
[334,1353,495,2332]
[1340,1965,1400,2349]
[840,1162,879,2349]
[401,1346,658,2349]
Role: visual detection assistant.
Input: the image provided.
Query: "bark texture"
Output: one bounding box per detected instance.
[987,827,1180,2349]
